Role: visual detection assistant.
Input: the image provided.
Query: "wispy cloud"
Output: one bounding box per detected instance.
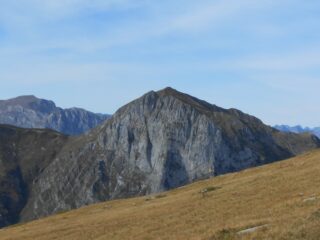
[0,0,278,52]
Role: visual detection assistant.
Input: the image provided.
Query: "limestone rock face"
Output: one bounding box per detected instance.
[0,95,110,135]
[20,87,320,222]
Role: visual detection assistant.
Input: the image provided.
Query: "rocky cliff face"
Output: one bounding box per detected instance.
[19,87,320,222]
[0,95,110,135]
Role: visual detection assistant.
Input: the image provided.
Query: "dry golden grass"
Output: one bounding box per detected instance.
[1,150,320,240]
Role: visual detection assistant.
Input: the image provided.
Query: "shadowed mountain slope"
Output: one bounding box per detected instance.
[0,125,68,227]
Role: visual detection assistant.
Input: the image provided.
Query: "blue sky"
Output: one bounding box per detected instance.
[0,0,319,127]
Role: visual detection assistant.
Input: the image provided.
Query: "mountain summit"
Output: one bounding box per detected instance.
[0,95,110,135]
[0,87,319,227]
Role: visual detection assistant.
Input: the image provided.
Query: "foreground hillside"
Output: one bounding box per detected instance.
[1,150,320,240]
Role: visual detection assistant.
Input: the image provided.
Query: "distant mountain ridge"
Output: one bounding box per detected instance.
[0,87,319,228]
[274,125,320,138]
[0,95,110,135]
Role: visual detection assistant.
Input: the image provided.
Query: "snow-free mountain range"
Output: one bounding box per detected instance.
[0,87,319,228]
[274,125,320,138]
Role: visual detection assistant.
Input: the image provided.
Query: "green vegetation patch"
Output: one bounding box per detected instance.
[154,194,167,199]
[310,209,320,221]
[145,194,167,201]
[199,186,222,196]
[209,229,238,240]
[205,186,221,192]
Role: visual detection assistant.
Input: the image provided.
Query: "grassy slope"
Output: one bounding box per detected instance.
[1,150,320,240]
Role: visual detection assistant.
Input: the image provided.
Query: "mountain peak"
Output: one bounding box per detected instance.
[15,95,38,100]
[157,86,179,95]
[0,95,56,112]
[4,95,39,105]
[156,87,226,116]
[157,87,195,101]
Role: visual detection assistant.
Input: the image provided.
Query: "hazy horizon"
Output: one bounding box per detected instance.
[1,1,319,127]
